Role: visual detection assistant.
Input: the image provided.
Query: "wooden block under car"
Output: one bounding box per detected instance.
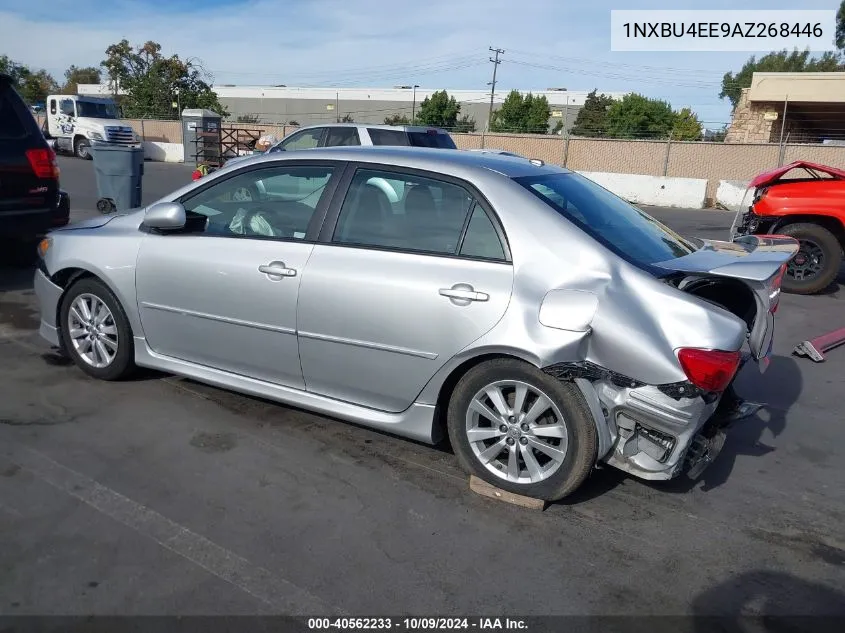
[469,475,547,510]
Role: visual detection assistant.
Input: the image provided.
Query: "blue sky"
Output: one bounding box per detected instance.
[0,0,839,126]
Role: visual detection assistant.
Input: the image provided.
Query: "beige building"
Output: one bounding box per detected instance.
[726,72,845,144]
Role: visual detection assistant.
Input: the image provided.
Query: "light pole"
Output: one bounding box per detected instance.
[412,84,419,122]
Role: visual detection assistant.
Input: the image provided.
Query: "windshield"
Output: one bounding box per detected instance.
[408,131,457,149]
[514,172,696,267]
[76,100,120,119]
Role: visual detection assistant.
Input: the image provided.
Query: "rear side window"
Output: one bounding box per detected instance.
[515,172,696,267]
[367,129,410,146]
[408,131,457,149]
[0,82,29,139]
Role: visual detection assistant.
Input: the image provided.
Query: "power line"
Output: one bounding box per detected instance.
[488,47,504,129]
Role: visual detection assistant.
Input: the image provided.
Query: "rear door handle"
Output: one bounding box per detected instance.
[259,261,297,278]
[439,285,489,303]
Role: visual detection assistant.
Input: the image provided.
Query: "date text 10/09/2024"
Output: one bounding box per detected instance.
[308,618,529,630]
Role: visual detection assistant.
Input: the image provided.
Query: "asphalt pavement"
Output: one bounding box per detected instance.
[0,156,843,619]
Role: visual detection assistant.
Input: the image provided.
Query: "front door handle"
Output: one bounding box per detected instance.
[259,261,297,278]
[439,284,489,303]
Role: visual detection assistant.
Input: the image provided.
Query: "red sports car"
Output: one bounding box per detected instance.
[731,160,845,295]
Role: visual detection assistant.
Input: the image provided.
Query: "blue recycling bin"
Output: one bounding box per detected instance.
[89,144,145,213]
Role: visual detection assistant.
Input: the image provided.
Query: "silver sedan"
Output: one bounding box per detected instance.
[33,147,797,501]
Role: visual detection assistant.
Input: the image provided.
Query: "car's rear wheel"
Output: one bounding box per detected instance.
[779,223,842,295]
[59,278,135,380]
[447,358,597,502]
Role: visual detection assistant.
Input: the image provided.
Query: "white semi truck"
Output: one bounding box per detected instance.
[42,95,139,159]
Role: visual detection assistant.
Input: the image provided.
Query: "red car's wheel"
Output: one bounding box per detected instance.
[779,223,843,295]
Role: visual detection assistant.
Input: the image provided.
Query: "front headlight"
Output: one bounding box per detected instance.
[90,131,104,141]
[37,237,52,259]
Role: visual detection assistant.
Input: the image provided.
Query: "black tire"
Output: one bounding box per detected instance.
[447,358,597,502]
[59,277,135,381]
[74,137,92,160]
[779,223,842,295]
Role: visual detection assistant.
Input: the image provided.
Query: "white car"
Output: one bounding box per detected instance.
[224,123,456,169]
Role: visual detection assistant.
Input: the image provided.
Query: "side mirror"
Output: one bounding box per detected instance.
[142,202,186,230]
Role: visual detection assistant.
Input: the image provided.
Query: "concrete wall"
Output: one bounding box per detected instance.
[577,171,707,208]
[143,142,184,163]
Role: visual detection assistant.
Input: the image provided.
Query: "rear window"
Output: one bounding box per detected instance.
[367,128,410,146]
[408,131,457,149]
[0,82,29,139]
[514,172,696,267]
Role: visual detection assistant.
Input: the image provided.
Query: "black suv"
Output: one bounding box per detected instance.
[1,73,69,257]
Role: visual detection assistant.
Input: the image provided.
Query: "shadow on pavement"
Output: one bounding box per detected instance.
[0,264,35,293]
[692,570,845,628]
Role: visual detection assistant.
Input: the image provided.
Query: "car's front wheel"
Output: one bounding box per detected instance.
[74,137,92,160]
[779,223,843,295]
[447,358,597,502]
[59,278,135,380]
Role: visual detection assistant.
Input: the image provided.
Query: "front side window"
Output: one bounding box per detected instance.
[324,127,360,147]
[515,172,696,266]
[180,165,335,240]
[76,101,119,119]
[279,128,324,151]
[59,99,75,117]
[332,168,475,255]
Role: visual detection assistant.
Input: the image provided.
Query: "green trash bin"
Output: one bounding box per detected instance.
[89,144,145,213]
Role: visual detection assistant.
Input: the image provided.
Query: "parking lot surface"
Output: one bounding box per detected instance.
[1,157,843,617]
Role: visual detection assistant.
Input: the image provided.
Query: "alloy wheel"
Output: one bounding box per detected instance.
[465,380,568,485]
[67,293,119,368]
[787,239,824,281]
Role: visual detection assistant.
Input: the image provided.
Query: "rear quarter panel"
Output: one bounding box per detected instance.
[417,172,748,394]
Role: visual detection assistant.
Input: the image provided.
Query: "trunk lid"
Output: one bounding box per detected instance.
[653,235,798,362]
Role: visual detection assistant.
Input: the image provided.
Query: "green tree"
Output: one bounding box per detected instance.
[837,0,845,51]
[605,93,676,139]
[384,113,411,126]
[415,89,460,128]
[0,55,28,85]
[453,114,476,133]
[62,65,101,94]
[570,89,616,137]
[490,90,551,133]
[672,107,703,141]
[0,56,57,105]
[720,49,841,109]
[19,69,58,105]
[101,39,228,118]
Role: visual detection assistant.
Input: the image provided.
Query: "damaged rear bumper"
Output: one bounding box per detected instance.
[544,361,759,481]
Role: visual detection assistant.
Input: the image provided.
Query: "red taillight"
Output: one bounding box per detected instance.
[25,148,59,179]
[677,348,741,393]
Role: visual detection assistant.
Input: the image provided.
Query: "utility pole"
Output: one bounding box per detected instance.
[412,84,419,122]
[487,47,504,131]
